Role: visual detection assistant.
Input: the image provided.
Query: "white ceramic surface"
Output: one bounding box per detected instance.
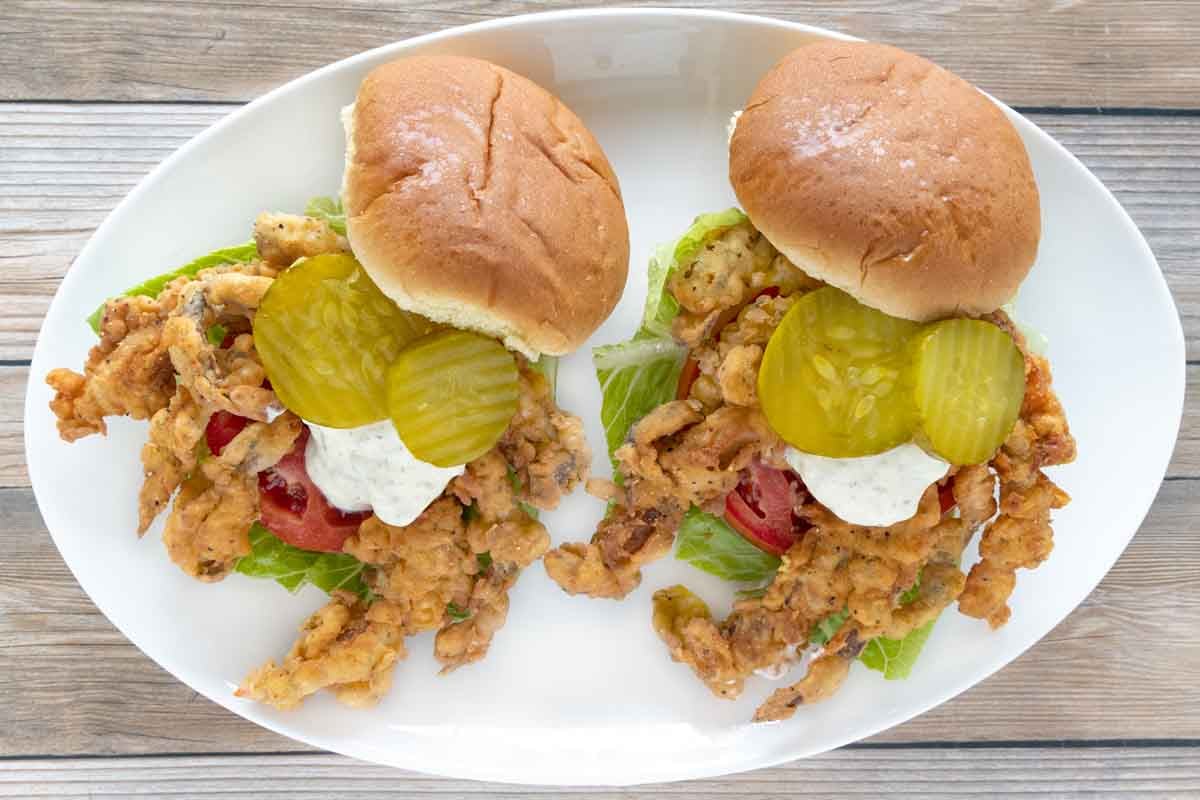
[25,8,1185,786]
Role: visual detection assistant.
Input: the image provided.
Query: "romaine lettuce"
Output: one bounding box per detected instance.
[592,208,750,461]
[86,241,258,333]
[85,195,349,334]
[533,355,559,396]
[641,207,748,339]
[858,620,937,680]
[304,195,347,236]
[594,337,686,460]
[674,507,781,583]
[859,569,937,679]
[810,608,849,645]
[235,523,371,599]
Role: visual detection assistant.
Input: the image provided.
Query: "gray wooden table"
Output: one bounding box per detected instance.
[2,2,1198,797]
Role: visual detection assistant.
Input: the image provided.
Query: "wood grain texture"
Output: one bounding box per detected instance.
[5,7,1199,791]
[2,1,1200,107]
[2,748,1199,798]
[2,107,1198,366]
[2,479,1197,758]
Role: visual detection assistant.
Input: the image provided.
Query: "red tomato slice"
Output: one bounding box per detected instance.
[724,460,806,556]
[938,478,957,515]
[205,411,250,456]
[257,426,370,552]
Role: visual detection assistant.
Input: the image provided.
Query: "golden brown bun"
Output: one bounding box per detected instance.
[730,41,1040,321]
[343,55,629,358]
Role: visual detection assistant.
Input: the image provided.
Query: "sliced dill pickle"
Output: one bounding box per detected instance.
[911,318,1025,465]
[386,330,519,467]
[758,287,921,457]
[253,253,435,427]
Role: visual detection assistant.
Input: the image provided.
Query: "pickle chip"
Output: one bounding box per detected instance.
[911,318,1026,465]
[387,330,520,467]
[759,287,921,457]
[253,253,435,427]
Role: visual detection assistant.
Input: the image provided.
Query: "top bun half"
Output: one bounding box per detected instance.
[343,55,629,358]
[730,41,1040,321]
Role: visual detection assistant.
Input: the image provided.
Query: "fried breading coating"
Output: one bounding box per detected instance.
[245,390,560,710]
[754,627,863,722]
[164,276,276,420]
[652,585,742,697]
[687,294,798,412]
[498,363,591,511]
[958,329,1076,628]
[137,387,210,533]
[545,401,781,598]
[162,413,302,580]
[163,471,258,581]
[46,294,178,440]
[434,563,519,671]
[670,223,820,347]
[952,463,998,527]
[47,261,280,443]
[236,591,406,710]
[438,452,550,669]
[642,313,1073,721]
[345,498,476,633]
[253,212,348,268]
[343,451,550,672]
[655,489,973,722]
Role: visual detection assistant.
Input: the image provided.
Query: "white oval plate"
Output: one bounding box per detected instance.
[25,8,1185,786]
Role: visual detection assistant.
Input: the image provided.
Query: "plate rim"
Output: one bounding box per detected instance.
[23,6,1187,786]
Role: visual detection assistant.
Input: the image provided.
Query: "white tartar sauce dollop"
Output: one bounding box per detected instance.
[784,443,949,528]
[305,420,463,528]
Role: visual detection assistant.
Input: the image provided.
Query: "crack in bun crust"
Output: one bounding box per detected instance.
[729,41,1040,322]
[343,55,630,358]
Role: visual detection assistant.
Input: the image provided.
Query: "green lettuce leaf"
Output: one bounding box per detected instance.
[859,620,937,680]
[86,241,259,333]
[674,507,781,583]
[506,465,540,519]
[206,323,229,347]
[86,195,349,333]
[640,241,682,339]
[235,523,371,599]
[591,208,747,464]
[859,568,934,679]
[305,195,347,235]
[810,608,850,645]
[641,207,748,338]
[593,337,686,460]
[898,572,922,605]
[533,355,559,396]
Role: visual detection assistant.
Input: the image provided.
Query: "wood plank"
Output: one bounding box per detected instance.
[2,1,1199,108]
[2,479,1196,758]
[2,747,1199,797]
[0,368,25,488]
[2,106,1198,363]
